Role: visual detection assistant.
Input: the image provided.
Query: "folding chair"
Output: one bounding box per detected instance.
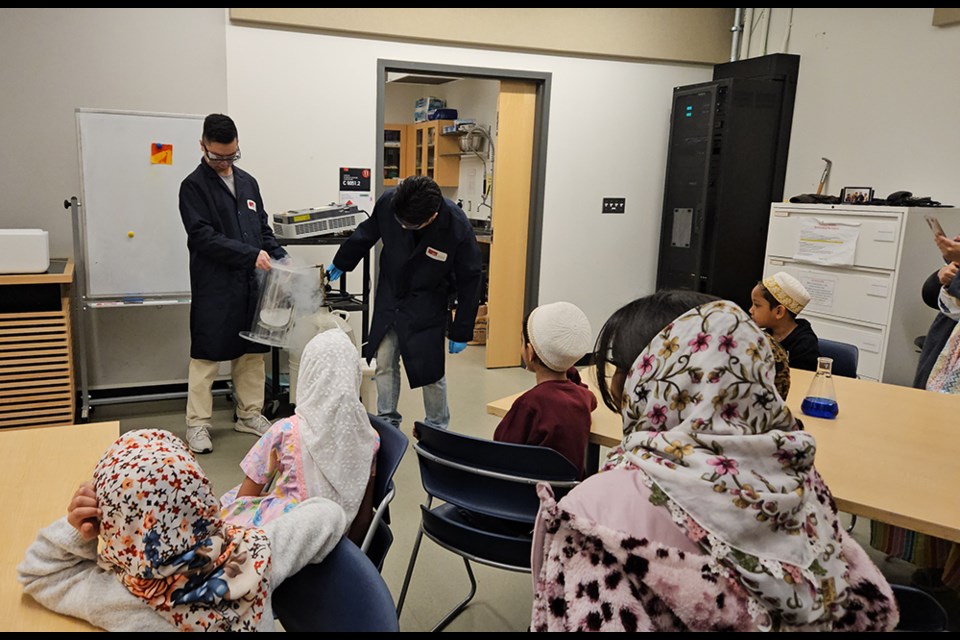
[273,536,399,632]
[360,413,408,571]
[396,422,579,631]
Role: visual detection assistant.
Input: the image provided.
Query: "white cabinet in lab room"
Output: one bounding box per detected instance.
[762,203,960,385]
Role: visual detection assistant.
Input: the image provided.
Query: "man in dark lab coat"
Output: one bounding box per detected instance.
[178,113,288,454]
[329,175,482,429]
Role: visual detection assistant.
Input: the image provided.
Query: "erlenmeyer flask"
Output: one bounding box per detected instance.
[801,356,839,419]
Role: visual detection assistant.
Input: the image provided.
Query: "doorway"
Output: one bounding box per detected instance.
[376,61,551,369]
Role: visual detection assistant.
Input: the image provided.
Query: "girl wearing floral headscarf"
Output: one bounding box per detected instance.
[220,328,378,539]
[18,429,346,631]
[531,291,898,632]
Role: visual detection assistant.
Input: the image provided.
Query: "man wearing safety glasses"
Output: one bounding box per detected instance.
[178,113,288,454]
[329,175,482,430]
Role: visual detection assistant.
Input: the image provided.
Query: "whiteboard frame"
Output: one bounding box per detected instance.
[75,108,203,299]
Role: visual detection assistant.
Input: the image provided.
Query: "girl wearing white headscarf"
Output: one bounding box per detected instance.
[18,429,346,631]
[220,328,378,533]
[531,293,898,632]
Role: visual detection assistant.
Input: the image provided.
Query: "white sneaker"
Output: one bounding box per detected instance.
[186,424,213,454]
[235,414,272,436]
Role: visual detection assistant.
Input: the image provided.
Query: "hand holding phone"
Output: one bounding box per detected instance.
[926,214,946,238]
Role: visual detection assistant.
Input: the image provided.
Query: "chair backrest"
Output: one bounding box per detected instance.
[273,537,399,632]
[369,413,409,517]
[413,421,579,523]
[359,414,408,565]
[365,518,394,573]
[818,338,859,378]
[891,584,948,632]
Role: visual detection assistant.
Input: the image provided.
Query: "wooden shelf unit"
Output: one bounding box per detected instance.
[383,123,408,186]
[0,260,76,428]
[408,120,460,187]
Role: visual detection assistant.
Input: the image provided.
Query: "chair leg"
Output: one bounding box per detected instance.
[396,525,425,618]
[847,514,858,533]
[432,558,478,633]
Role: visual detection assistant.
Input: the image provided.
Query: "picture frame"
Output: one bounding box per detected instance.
[840,186,874,204]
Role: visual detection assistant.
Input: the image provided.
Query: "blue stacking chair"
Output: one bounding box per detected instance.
[273,536,399,632]
[818,338,859,378]
[891,584,948,632]
[396,422,579,632]
[360,414,409,571]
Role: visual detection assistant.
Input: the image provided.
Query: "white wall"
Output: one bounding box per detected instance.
[0,8,228,258]
[225,26,711,337]
[749,8,960,206]
[0,8,227,389]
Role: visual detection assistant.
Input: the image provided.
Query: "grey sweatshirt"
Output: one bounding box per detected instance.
[17,497,347,632]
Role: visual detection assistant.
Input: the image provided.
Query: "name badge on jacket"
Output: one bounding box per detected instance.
[426,247,448,262]
[247,199,257,211]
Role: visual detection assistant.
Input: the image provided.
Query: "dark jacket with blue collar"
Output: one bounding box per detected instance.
[178,161,286,361]
[333,189,482,388]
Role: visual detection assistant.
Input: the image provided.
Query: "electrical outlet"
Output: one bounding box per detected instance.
[602,197,625,214]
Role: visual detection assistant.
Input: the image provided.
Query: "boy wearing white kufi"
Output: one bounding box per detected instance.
[493,301,597,477]
[749,272,821,371]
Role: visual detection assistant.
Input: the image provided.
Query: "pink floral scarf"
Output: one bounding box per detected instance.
[94,429,271,632]
[605,300,851,630]
[927,319,960,393]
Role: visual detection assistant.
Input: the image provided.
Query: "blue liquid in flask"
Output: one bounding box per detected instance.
[801,396,838,419]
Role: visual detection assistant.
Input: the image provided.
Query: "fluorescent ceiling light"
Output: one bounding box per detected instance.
[386,72,460,85]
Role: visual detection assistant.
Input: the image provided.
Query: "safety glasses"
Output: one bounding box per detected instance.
[202,144,241,164]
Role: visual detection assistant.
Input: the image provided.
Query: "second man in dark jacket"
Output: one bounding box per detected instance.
[329,176,482,429]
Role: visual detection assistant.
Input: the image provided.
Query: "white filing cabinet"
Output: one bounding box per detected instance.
[763,203,960,385]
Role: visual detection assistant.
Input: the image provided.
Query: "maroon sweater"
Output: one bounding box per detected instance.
[493,370,597,478]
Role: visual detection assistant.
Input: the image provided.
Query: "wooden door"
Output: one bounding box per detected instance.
[486,80,537,368]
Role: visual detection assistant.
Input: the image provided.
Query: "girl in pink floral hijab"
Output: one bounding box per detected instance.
[532,292,898,632]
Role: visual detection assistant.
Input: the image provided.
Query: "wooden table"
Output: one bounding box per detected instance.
[1,421,120,631]
[487,368,960,544]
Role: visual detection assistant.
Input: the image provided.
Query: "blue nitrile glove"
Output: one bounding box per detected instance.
[327,264,344,282]
[449,340,467,354]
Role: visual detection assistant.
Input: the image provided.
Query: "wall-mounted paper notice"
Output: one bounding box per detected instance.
[798,272,837,310]
[794,218,860,266]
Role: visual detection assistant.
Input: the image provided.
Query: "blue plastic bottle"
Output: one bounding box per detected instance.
[801,357,839,419]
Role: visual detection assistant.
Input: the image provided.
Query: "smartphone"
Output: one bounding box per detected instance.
[926,214,946,238]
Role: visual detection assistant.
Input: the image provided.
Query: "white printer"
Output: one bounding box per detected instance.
[0,229,50,274]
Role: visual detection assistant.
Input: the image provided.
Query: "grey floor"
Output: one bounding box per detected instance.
[91,345,959,632]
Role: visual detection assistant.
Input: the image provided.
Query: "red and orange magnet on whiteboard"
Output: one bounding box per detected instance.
[151,143,173,165]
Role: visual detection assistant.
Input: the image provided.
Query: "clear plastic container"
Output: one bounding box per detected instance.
[240,262,325,348]
[801,356,839,419]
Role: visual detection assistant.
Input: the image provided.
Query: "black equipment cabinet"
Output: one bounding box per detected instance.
[656,54,799,308]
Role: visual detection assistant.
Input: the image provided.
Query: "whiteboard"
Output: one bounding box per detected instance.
[77,109,202,298]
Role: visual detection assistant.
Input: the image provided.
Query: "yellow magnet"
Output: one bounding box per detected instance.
[128,231,135,238]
